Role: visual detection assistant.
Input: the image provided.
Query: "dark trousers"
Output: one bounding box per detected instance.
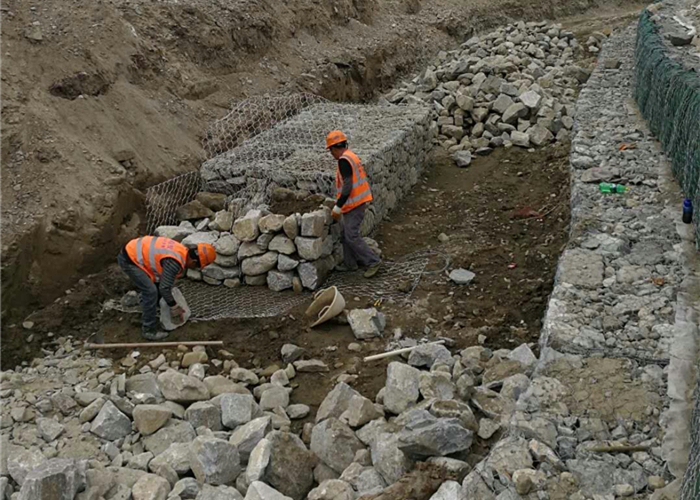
[118,251,159,332]
[341,203,380,268]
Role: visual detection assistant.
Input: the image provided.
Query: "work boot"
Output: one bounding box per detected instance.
[335,264,359,273]
[364,262,381,279]
[142,328,169,341]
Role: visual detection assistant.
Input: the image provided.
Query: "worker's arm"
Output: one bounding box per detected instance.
[336,159,353,208]
[158,259,183,307]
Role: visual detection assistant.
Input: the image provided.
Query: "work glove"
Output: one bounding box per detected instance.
[332,205,342,222]
[170,305,186,324]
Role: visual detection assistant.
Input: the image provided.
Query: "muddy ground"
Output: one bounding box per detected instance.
[3,142,570,454]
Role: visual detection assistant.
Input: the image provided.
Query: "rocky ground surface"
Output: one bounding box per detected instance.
[5,6,699,500]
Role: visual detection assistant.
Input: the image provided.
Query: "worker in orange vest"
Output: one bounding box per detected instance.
[326,130,381,278]
[118,236,217,340]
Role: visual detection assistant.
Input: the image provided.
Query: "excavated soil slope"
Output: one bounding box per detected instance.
[1,0,640,326]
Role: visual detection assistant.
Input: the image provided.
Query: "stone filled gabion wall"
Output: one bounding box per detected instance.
[200,102,435,236]
[156,204,357,292]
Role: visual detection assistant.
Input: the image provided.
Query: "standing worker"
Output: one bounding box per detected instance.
[326,130,381,278]
[118,236,216,340]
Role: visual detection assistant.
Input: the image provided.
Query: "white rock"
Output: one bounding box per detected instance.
[132,473,171,500]
[245,481,293,500]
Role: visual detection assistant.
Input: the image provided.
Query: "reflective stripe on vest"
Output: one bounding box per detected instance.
[127,237,187,283]
[336,150,373,213]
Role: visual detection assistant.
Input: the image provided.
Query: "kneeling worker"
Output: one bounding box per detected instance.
[118,236,216,340]
[326,130,381,278]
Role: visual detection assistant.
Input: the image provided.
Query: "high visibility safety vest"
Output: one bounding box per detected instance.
[335,150,373,213]
[125,236,188,283]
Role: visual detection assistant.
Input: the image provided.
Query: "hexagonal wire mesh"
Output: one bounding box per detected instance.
[143,93,434,320]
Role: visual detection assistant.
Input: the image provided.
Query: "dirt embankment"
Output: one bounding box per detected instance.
[1,0,637,326]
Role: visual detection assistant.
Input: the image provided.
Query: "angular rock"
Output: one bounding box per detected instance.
[408,343,454,369]
[177,201,214,221]
[230,368,260,386]
[420,372,455,400]
[196,192,227,212]
[298,258,334,290]
[281,344,305,364]
[204,376,247,398]
[528,124,554,147]
[478,418,500,439]
[8,448,46,486]
[371,431,413,485]
[384,362,421,414]
[214,233,241,256]
[267,271,295,292]
[155,225,194,242]
[181,231,219,249]
[430,399,477,432]
[260,386,290,411]
[269,235,296,255]
[307,480,355,500]
[242,251,279,276]
[487,436,533,476]
[311,418,365,474]
[429,480,462,500]
[294,359,329,372]
[209,210,234,232]
[340,394,383,428]
[295,237,323,260]
[230,416,272,462]
[150,443,191,475]
[127,373,163,399]
[91,400,132,441]
[185,402,222,431]
[277,254,300,272]
[133,405,172,436]
[347,308,386,340]
[143,421,197,456]
[189,436,241,486]
[265,431,315,500]
[301,211,327,238]
[132,473,171,500]
[18,459,86,500]
[287,404,310,420]
[239,241,266,259]
[397,418,472,459]
[245,481,292,500]
[519,90,542,109]
[36,418,65,442]
[157,370,210,404]
[511,130,530,147]
[259,214,286,233]
[221,394,261,429]
[452,150,472,168]
[283,214,299,240]
[508,344,537,367]
[233,210,263,242]
[316,382,361,423]
[492,94,515,114]
[462,469,496,499]
[502,103,528,124]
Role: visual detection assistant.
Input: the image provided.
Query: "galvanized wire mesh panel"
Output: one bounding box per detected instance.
[634,10,700,500]
[180,250,438,320]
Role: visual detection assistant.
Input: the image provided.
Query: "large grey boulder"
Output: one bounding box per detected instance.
[242,252,279,276]
[133,405,172,436]
[347,308,386,340]
[502,103,528,124]
[209,210,234,232]
[259,214,286,233]
[189,436,241,486]
[214,233,241,256]
[126,373,163,399]
[429,480,463,500]
[267,271,295,292]
[8,449,47,486]
[204,376,248,398]
[419,372,456,400]
[149,443,192,475]
[91,400,132,441]
[143,420,197,456]
[233,210,263,242]
[408,343,454,369]
[283,214,299,240]
[264,431,315,500]
[221,394,262,429]
[295,238,323,260]
[18,459,86,500]
[245,481,293,500]
[383,362,421,414]
[230,416,272,462]
[36,418,65,442]
[185,402,222,431]
[298,258,334,290]
[269,235,296,255]
[371,431,413,485]
[259,386,290,411]
[132,473,171,500]
[157,370,210,404]
[155,225,195,242]
[340,394,383,428]
[397,418,473,459]
[311,418,365,474]
[245,439,271,486]
[316,382,361,423]
[301,211,327,237]
[486,436,533,476]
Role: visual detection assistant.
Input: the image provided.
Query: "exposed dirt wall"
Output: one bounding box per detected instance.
[1,0,640,325]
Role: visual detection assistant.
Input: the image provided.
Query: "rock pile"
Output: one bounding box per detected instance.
[386,22,597,164]
[1,329,558,500]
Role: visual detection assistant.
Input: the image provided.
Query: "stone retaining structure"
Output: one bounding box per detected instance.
[201,102,434,237]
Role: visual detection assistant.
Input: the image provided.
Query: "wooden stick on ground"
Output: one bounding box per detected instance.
[585,444,651,453]
[364,340,446,362]
[85,341,224,350]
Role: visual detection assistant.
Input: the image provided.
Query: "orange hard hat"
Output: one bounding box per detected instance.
[326,130,347,149]
[197,243,217,268]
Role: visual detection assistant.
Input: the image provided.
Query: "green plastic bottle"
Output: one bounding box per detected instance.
[599,182,627,194]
